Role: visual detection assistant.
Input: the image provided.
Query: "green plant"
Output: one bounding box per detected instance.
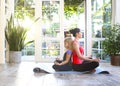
[64,0,84,18]
[5,15,28,51]
[102,24,120,55]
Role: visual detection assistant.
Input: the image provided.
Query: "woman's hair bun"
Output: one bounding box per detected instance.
[69,29,74,34]
[69,28,80,37]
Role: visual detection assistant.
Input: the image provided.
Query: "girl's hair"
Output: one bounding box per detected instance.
[69,28,80,37]
[64,31,71,37]
[64,37,73,50]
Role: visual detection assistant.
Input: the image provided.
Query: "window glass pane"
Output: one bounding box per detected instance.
[42,1,60,37]
[91,0,112,60]
[42,40,60,58]
[14,0,35,56]
[41,1,60,58]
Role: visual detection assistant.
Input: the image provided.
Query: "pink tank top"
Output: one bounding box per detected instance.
[72,40,84,64]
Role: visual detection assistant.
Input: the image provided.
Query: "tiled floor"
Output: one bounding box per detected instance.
[0,62,120,86]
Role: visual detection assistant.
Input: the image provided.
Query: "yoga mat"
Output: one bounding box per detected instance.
[33,63,109,74]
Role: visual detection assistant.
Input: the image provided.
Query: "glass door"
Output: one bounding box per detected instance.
[91,0,112,60]
[35,0,64,62]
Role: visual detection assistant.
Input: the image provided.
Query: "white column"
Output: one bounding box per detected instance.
[112,0,120,24]
[35,0,42,62]
[85,0,92,56]
[59,0,64,58]
[0,0,5,64]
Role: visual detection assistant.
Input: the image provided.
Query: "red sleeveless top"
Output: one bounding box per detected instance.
[72,40,84,64]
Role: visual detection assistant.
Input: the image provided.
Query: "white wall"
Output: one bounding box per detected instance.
[0,0,5,64]
[112,0,120,24]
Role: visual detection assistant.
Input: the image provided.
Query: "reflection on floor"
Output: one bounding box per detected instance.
[21,56,34,61]
[0,62,120,86]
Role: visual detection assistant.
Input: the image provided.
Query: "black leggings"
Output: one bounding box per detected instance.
[52,64,72,71]
[72,61,99,72]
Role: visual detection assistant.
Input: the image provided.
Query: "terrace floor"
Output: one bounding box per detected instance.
[0,61,120,86]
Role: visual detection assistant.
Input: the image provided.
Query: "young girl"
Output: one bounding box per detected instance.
[52,37,73,71]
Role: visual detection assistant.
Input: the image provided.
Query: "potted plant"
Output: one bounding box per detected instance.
[5,15,28,63]
[102,24,120,66]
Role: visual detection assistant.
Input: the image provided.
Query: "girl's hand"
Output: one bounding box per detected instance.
[56,57,60,60]
[92,58,100,62]
[54,62,61,65]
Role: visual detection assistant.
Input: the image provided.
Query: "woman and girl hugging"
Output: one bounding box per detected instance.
[53,28,109,74]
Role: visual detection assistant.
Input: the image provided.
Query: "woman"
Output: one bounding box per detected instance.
[52,37,73,71]
[69,28,100,72]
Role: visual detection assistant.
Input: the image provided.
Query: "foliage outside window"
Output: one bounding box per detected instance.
[64,0,84,18]
[91,0,112,60]
[15,0,35,19]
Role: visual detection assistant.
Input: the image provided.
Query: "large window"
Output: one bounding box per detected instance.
[91,0,112,60]
[14,0,112,62]
[34,0,64,62]
[41,1,61,58]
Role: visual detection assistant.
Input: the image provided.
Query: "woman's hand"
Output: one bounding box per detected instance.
[87,55,92,59]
